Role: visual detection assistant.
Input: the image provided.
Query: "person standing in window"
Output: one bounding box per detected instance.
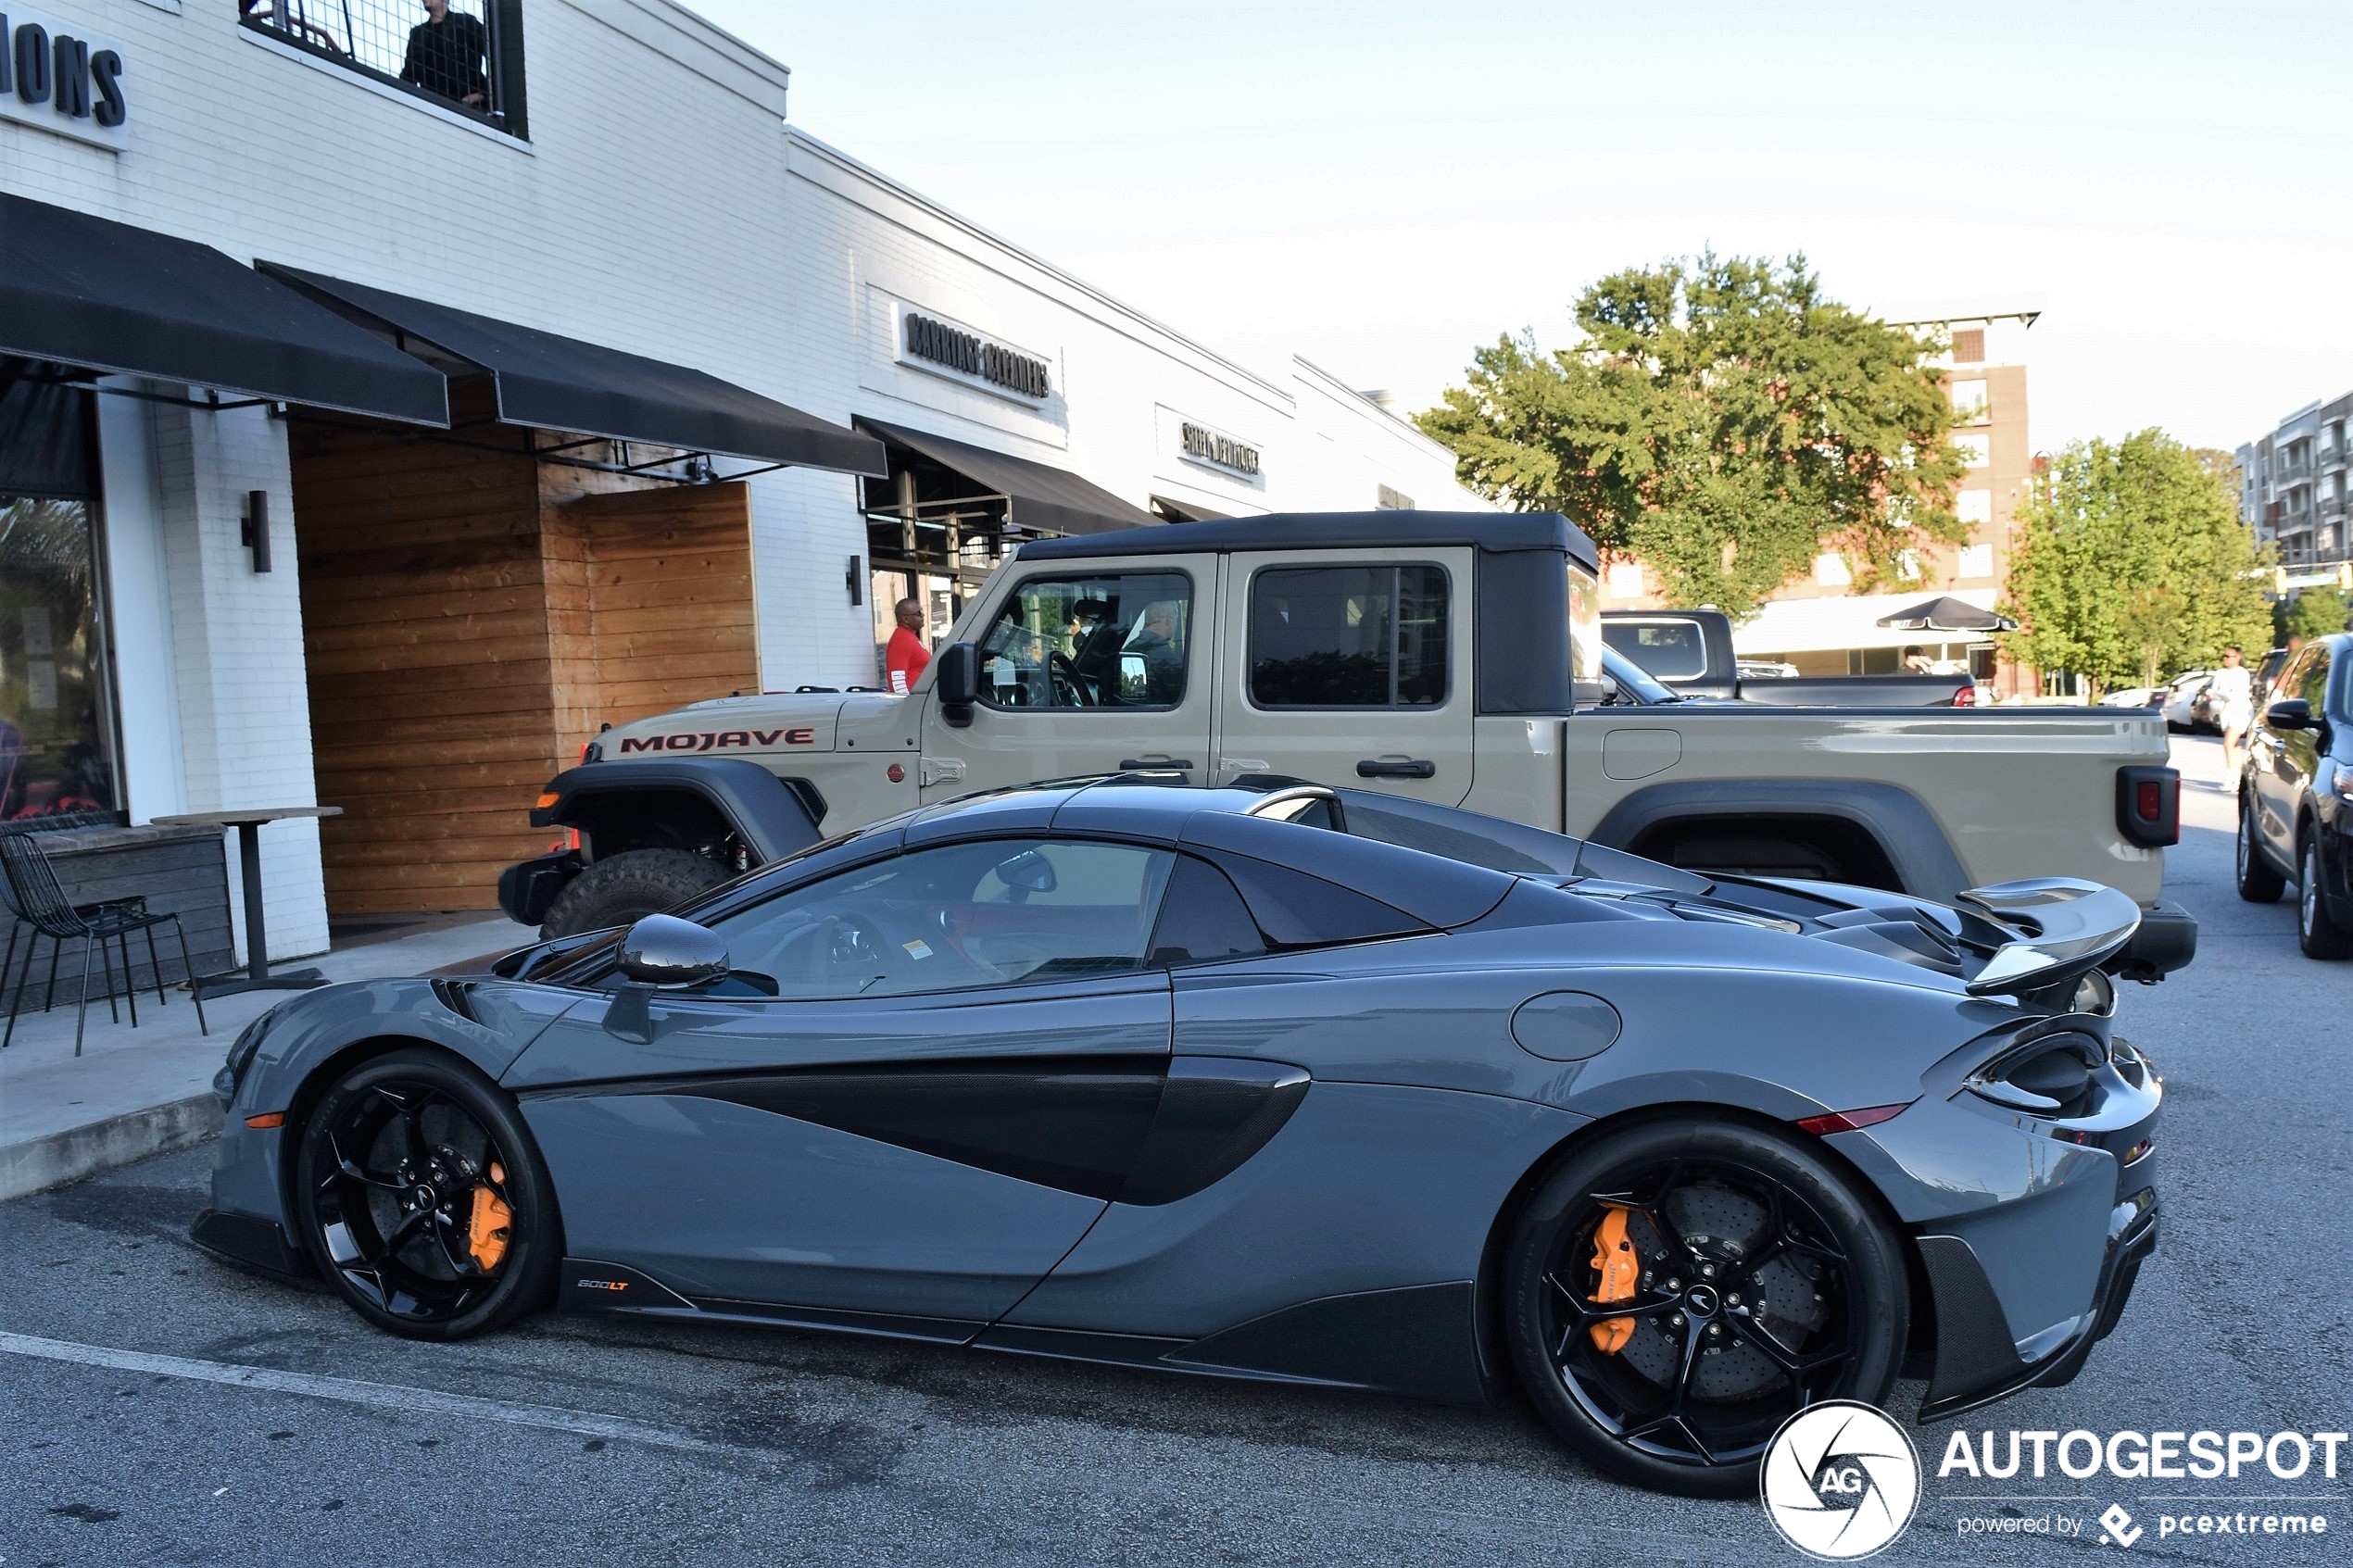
[885,598,932,696]
[400,0,488,107]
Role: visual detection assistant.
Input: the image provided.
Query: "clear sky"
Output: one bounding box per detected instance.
[687,1,2351,456]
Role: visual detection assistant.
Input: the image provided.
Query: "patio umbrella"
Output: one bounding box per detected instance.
[1875,596,2018,633]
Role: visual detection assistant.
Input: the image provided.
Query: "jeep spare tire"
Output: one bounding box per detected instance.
[539,848,728,938]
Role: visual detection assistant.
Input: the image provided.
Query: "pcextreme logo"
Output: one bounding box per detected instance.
[1760,1401,1922,1561]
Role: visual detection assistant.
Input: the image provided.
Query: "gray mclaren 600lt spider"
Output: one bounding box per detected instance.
[195,776,2164,1496]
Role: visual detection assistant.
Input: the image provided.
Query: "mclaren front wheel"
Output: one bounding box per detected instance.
[294,1047,560,1341]
[1502,1118,1908,1498]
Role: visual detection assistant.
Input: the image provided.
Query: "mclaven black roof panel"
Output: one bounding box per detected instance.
[1017,510,1600,571]
[859,418,1159,538]
[262,264,887,476]
[0,194,449,424]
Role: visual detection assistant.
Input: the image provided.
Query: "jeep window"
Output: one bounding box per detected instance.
[704,838,1176,999]
[1602,620,1707,681]
[976,572,1193,710]
[1248,565,1448,709]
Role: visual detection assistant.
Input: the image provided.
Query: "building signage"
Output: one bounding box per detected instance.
[0,8,128,151]
[1179,420,1261,477]
[899,307,1052,403]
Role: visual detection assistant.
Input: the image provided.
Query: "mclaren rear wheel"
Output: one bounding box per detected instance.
[1502,1118,1907,1498]
[295,1047,560,1340]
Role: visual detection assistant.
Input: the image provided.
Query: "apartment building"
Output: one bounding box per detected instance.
[2238,395,2353,577]
[1599,312,2038,696]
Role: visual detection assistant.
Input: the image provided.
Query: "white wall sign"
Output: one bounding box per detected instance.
[0,7,130,151]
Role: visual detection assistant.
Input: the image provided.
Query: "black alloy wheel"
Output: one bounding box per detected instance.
[2299,834,2350,960]
[295,1047,560,1340]
[1503,1119,1906,1498]
[2238,797,2285,903]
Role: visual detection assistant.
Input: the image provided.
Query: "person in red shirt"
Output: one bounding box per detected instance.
[885,597,932,695]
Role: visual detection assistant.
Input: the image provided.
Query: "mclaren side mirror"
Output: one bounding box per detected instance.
[607,914,730,1043]
[935,642,979,727]
[617,913,731,988]
[2267,698,2311,731]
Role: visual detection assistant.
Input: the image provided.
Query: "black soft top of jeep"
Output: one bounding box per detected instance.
[1015,510,1601,572]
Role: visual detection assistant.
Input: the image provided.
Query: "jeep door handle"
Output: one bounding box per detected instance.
[1118,758,1195,771]
[1356,759,1437,779]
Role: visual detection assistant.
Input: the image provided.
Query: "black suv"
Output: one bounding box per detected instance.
[2238,632,2353,957]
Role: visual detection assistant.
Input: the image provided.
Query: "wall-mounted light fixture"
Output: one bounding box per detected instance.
[846,554,862,606]
[239,490,271,573]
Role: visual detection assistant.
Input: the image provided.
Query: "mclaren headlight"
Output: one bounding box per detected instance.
[213,1005,283,1109]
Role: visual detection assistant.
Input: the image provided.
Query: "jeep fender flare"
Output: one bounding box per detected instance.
[530,758,824,864]
[1584,778,1968,901]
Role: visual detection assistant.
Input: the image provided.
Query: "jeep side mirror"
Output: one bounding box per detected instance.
[936,642,979,727]
[2267,697,2311,731]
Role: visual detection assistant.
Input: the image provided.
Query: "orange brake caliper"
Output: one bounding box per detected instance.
[468,1161,513,1272]
[1588,1207,1639,1354]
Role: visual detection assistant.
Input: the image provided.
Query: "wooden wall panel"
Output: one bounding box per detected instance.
[293,394,758,917]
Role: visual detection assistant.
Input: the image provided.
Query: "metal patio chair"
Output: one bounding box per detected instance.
[0,831,208,1057]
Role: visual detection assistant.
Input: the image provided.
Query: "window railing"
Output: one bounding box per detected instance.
[239,0,525,136]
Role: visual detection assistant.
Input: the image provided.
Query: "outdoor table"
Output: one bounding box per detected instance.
[151,807,344,997]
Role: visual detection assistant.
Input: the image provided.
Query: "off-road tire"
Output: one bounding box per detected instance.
[2298,834,2350,960]
[2236,796,2286,903]
[294,1047,561,1341]
[540,847,727,938]
[1502,1117,1908,1499]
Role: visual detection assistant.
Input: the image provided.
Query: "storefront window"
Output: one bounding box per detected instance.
[0,497,117,822]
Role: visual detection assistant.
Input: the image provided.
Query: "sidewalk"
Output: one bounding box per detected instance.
[0,915,533,1200]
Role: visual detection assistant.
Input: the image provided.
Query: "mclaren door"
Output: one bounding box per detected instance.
[504,836,1178,1335]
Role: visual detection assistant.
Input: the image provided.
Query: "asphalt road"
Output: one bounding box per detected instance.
[5,735,2348,1568]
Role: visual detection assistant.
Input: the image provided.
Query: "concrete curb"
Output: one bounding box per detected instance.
[0,1094,222,1202]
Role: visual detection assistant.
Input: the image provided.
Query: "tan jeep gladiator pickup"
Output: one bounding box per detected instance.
[500,511,2195,975]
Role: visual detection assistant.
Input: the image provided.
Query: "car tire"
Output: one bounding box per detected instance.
[294,1047,561,1341]
[540,847,727,938]
[1501,1117,1907,1499]
[2298,833,2350,960]
[2237,797,2286,903]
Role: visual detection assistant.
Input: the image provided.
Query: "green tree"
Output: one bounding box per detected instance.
[1998,430,2271,696]
[2277,586,2349,646]
[1416,253,1967,615]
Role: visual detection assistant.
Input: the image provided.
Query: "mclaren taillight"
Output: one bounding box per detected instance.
[2114,765,2179,847]
[1794,1102,1911,1135]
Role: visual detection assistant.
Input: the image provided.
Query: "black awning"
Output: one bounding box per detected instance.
[860,419,1159,538]
[262,264,887,476]
[1875,595,2018,633]
[0,194,449,425]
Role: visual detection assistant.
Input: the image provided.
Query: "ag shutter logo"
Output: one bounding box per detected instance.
[1760,1401,1921,1560]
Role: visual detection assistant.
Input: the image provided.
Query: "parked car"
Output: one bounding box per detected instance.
[2236,632,2352,958]
[1736,659,1801,682]
[2161,671,2216,734]
[197,776,2160,1498]
[501,513,2191,984]
[2100,686,2164,710]
[1602,608,1973,706]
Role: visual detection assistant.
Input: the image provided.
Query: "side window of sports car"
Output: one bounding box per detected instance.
[1147,855,1268,967]
[703,838,1176,1000]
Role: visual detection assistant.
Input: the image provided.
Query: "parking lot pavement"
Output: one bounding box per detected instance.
[3,735,2347,1566]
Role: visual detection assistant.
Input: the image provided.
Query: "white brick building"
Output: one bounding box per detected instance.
[0,0,1482,952]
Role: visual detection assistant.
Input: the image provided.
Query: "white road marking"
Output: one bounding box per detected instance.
[0,1331,731,1455]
